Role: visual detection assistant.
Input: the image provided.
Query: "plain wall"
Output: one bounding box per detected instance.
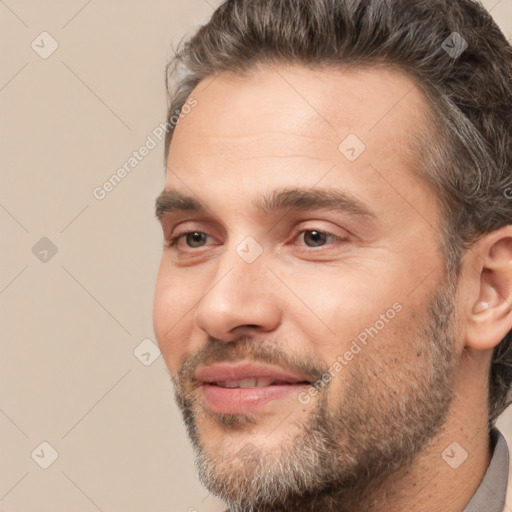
[1,1,511,510]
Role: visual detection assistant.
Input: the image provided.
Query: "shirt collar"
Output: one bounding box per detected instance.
[463,426,509,512]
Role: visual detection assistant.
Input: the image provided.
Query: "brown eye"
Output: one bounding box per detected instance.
[185,232,208,247]
[302,230,330,247]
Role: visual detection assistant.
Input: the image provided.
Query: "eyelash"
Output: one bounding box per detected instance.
[166,229,347,251]
[167,231,206,248]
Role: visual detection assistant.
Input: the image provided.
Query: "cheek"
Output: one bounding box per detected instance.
[284,268,394,336]
[153,262,202,372]
[281,262,421,367]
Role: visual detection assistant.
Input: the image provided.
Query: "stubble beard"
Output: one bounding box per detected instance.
[172,282,458,512]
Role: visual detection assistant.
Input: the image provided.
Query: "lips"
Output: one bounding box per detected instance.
[196,362,311,386]
[214,377,302,388]
[195,363,311,414]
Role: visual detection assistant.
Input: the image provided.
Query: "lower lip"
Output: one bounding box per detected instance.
[201,383,309,414]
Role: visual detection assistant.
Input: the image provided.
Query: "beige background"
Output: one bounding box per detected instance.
[1,1,511,511]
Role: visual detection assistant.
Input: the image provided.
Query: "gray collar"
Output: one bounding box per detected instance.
[463,427,509,512]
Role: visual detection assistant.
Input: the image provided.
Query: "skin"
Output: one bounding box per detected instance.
[153,64,512,511]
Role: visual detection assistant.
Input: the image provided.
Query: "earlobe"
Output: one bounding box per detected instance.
[465,229,512,351]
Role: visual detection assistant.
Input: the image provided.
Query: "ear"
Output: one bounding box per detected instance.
[465,226,512,351]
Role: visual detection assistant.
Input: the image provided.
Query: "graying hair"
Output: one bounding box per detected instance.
[163,0,512,423]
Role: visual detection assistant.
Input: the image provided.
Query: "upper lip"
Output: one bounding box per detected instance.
[195,363,311,384]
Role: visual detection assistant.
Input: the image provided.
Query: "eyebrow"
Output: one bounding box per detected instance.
[155,187,376,220]
[155,189,206,219]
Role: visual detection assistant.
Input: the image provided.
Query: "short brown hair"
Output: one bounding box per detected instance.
[164,0,512,423]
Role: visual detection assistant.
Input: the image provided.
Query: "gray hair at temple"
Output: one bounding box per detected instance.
[163,0,512,423]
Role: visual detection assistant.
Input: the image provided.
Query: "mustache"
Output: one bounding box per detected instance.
[174,336,328,393]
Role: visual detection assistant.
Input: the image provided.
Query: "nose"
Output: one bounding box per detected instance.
[194,251,282,341]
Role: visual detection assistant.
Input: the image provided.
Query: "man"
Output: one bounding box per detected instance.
[153,0,512,510]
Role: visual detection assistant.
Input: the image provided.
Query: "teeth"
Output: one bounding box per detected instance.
[215,378,278,388]
[255,378,274,387]
[223,381,241,388]
[239,379,257,388]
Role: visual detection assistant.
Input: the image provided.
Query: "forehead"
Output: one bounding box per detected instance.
[165,64,433,217]
[171,64,426,146]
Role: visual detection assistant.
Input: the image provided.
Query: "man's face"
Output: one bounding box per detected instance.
[153,65,459,510]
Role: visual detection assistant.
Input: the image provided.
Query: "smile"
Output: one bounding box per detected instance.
[195,363,312,414]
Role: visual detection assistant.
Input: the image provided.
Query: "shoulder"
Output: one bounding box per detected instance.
[507,456,512,510]
[502,428,512,511]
